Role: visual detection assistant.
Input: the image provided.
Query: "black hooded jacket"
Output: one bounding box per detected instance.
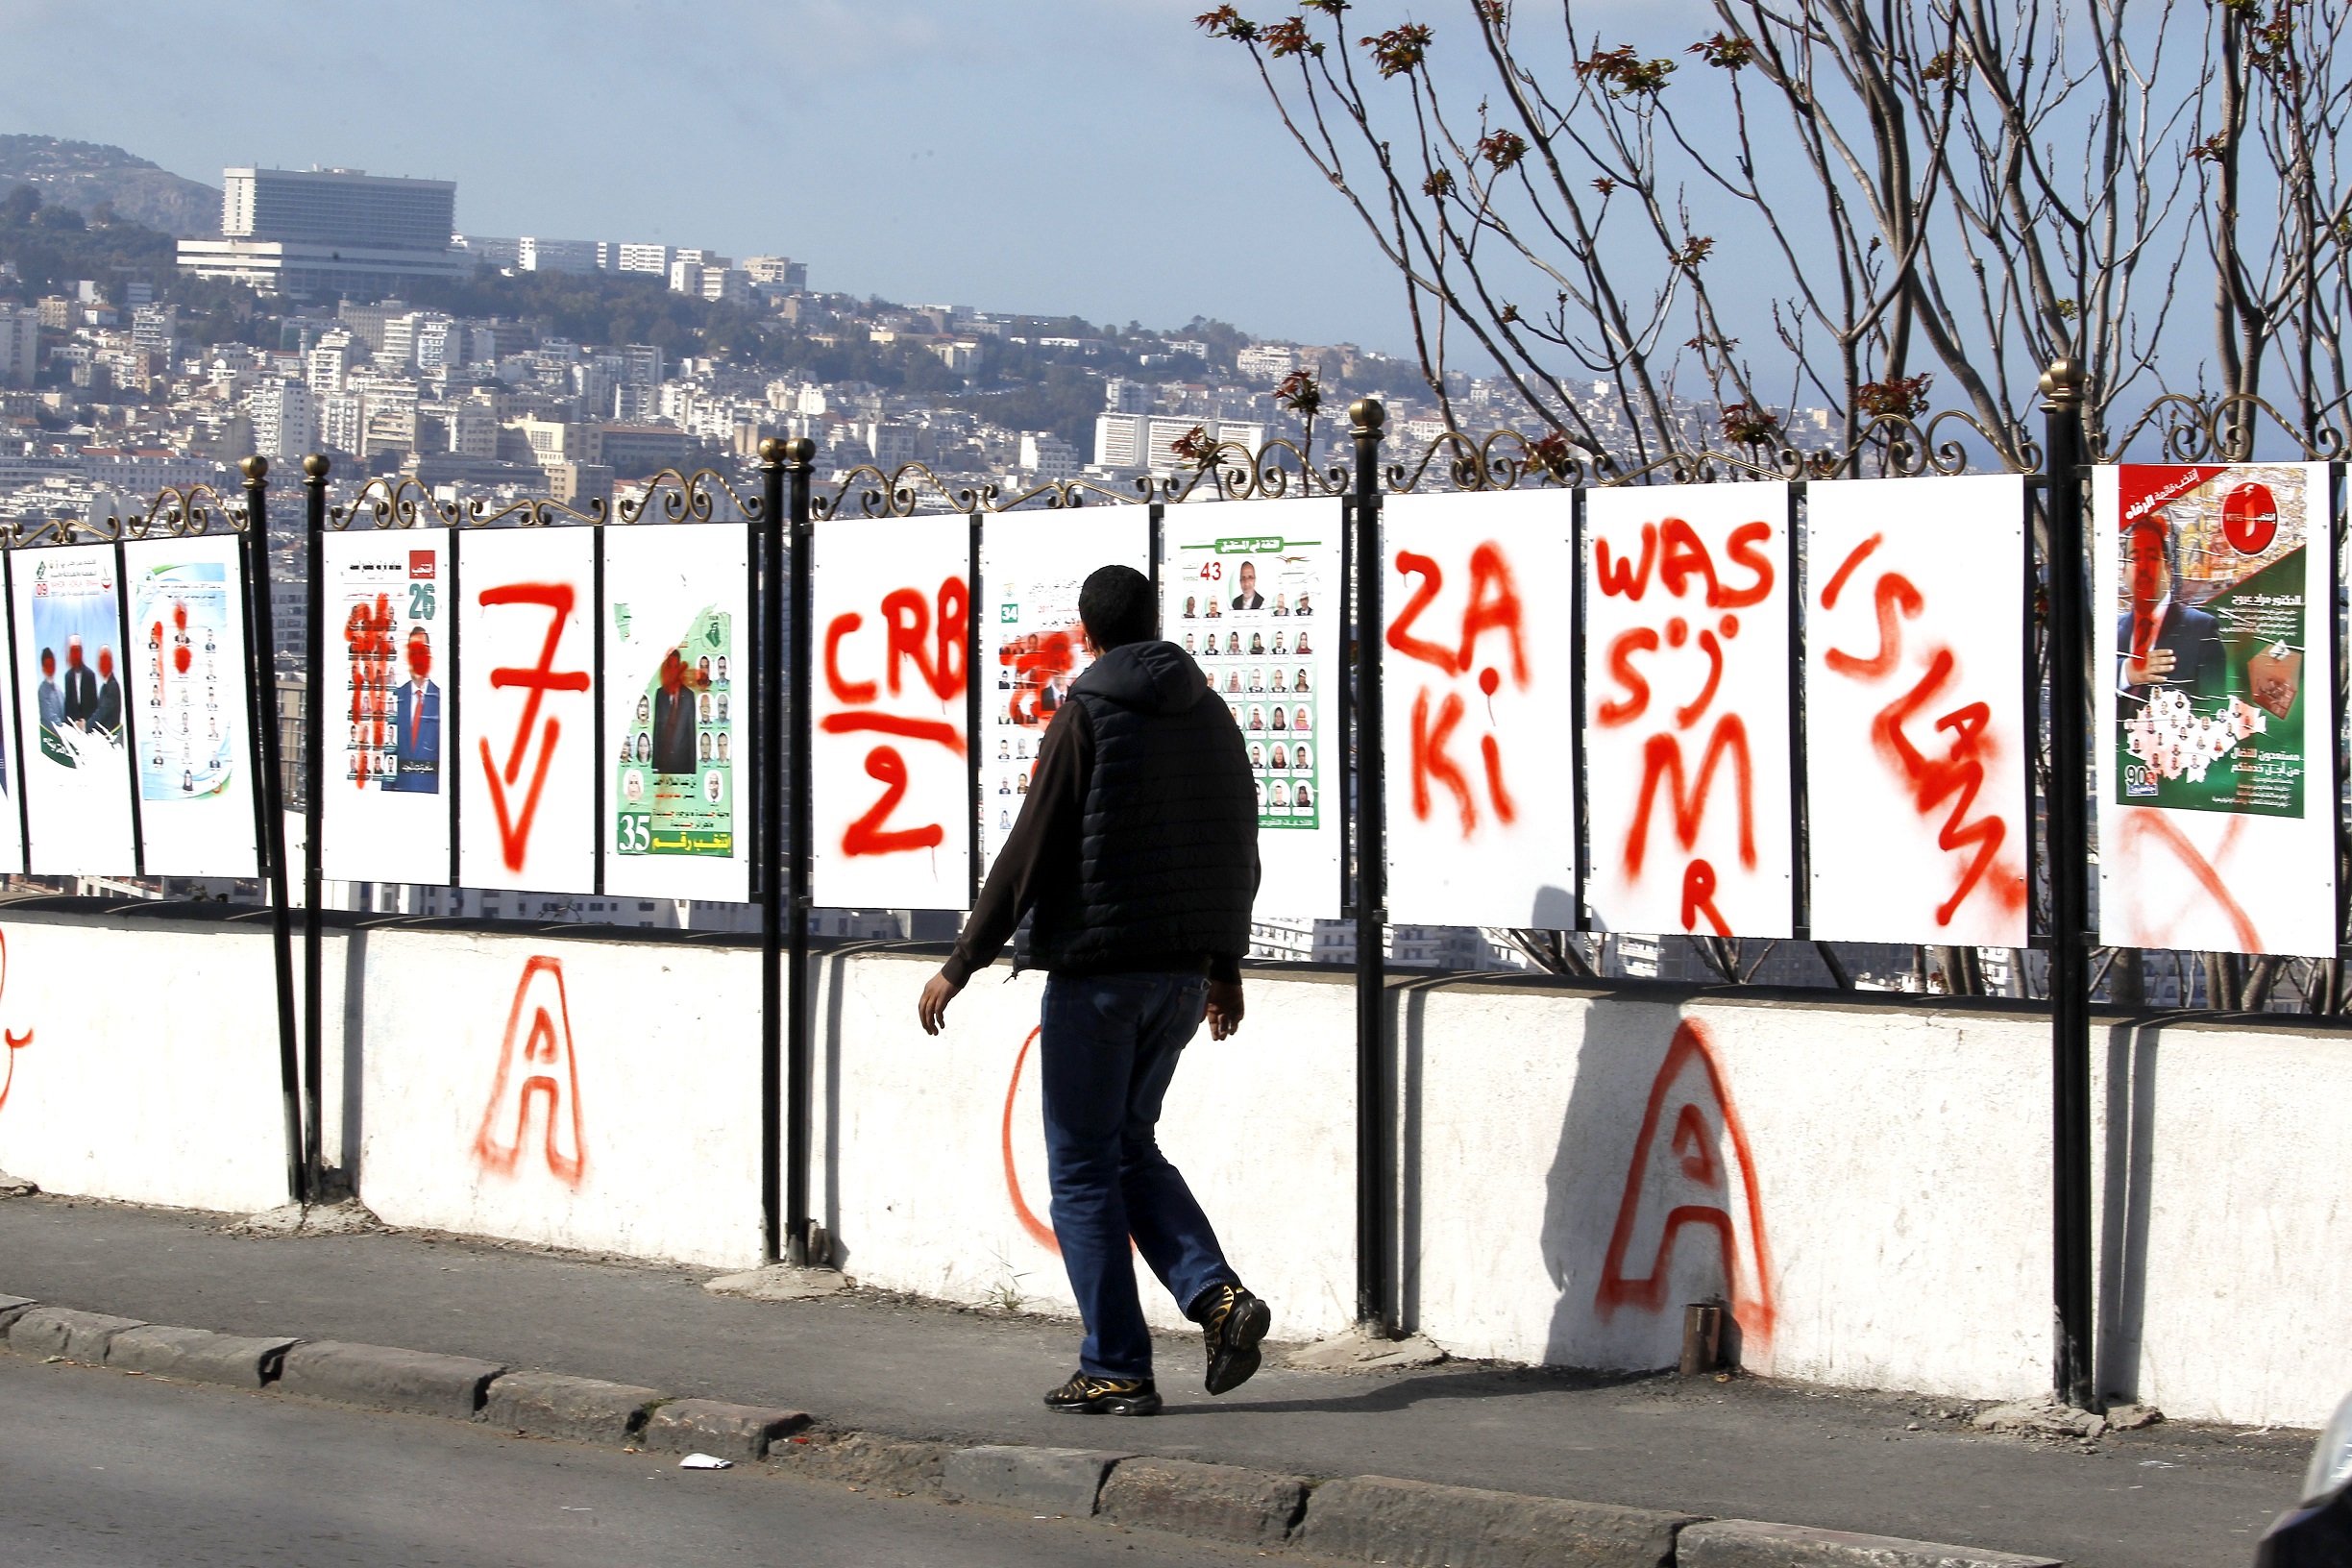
[943,639,1258,985]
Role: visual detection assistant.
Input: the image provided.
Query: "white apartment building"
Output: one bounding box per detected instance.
[0,305,37,389]
[248,380,317,460]
[619,343,663,386]
[446,399,497,457]
[1235,344,1301,381]
[412,316,467,372]
[671,260,751,305]
[1092,414,1270,473]
[317,390,366,454]
[517,236,601,275]
[614,242,673,277]
[129,305,176,357]
[305,344,348,392]
[1017,431,1079,481]
[1103,377,1151,414]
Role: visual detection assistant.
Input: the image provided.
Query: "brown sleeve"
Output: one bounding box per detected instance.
[942,700,1092,985]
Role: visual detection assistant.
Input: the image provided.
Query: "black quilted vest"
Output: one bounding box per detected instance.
[1027,639,1259,974]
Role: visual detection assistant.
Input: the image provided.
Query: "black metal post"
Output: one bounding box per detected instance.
[241,457,307,1206]
[301,455,328,1194]
[785,438,817,1263]
[2040,359,2095,1409]
[757,440,787,1263]
[1349,398,1388,1332]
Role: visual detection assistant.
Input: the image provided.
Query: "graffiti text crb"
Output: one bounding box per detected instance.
[0,932,32,1115]
[476,583,590,872]
[1820,535,2024,927]
[823,576,969,859]
[1595,515,1776,930]
[1388,544,1526,838]
[473,954,585,1187]
[1596,1017,1775,1353]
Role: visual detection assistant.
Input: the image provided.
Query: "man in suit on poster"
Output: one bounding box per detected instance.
[392,626,441,792]
[2117,516,2225,699]
[1230,559,1264,611]
[61,635,97,730]
[651,648,699,773]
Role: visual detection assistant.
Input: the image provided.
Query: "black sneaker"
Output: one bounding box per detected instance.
[1192,1283,1272,1395]
[1041,1373,1162,1416]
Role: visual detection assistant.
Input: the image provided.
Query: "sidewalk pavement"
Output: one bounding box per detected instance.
[0,1193,2304,1568]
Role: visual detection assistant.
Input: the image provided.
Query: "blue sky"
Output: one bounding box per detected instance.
[0,0,1464,351]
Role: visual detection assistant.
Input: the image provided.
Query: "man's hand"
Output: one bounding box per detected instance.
[918,969,965,1036]
[1206,979,1244,1041]
[2124,647,2177,686]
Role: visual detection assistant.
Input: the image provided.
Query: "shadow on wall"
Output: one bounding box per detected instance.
[1397,987,1776,1373]
[2097,1018,2158,1407]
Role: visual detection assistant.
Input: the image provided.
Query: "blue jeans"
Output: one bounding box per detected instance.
[1040,970,1238,1379]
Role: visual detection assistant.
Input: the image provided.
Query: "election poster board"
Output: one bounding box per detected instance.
[2095,463,2337,956]
[1583,481,1794,939]
[600,521,748,902]
[1381,489,1580,928]
[0,558,22,872]
[812,512,972,910]
[123,533,257,877]
[1162,498,1342,919]
[456,527,598,894]
[12,543,136,875]
[1804,476,2029,946]
[978,509,1150,884]
[318,530,451,886]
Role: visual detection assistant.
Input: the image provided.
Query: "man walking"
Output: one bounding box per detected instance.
[919,564,1268,1417]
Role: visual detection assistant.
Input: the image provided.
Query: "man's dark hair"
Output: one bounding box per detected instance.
[1079,565,1157,650]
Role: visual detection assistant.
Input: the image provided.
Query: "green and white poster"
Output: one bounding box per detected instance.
[601,523,749,903]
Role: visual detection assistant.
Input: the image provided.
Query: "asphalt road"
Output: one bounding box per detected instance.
[0,1355,1305,1568]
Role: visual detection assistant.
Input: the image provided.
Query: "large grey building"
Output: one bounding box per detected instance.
[179,167,467,300]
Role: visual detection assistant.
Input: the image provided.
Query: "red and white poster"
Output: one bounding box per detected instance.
[2095,463,2336,956]
[1583,482,1794,939]
[1380,490,1579,927]
[319,530,451,886]
[12,542,136,876]
[457,527,598,894]
[1804,476,2029,946]
[812,512,971,910]
[978,510,1149,884]
[123,532,257,878]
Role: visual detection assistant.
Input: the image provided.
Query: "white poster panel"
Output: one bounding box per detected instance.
[12,543,136,874]
[1161,498,1342,919]
[457,527,598,894]
[978,510,1151,883]
[0,558,23,872]
[812,512,972,910]
[124,533,257,877]
[1804,476,2029,946]
[1381,490,1580,927]
[1583,482,1793,938]
[600,522,749,902]
[2095,463,2336,956]
[319,530,451,885]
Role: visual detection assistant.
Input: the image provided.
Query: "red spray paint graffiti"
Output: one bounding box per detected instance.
[1819,535,2024,928]
[1596,1017,1775,1351]
[473,955,586,1187]
[1594,513,1776,932]
[1001,1026,1059,1253]
[1387,544,1527,838]
[476,584,591,872]
[822,576,969,859]
[0,932,33,1115]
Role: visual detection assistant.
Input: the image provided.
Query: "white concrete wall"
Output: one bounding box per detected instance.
[0,914,292,1215]
[353,926,764,1269]
[4,903,2349,1428]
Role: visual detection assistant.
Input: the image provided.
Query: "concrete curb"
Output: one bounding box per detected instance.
[0,1290,2069,1567]
[642,1397,811,1462]
[8,1305,147,1362]
[1296,1473,1696,1568]
[942,1443,1132,1515]
[1097,1455,1308,1547]
[277,1340,506,1420]
[105,1326,300,1389]
[479,1370,663,1445]
[1677,1520,2063,1567]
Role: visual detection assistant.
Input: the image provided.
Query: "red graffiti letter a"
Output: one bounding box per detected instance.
[474,956,586,1187]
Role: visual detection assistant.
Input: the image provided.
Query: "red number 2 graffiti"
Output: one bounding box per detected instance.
[841,746,947,856]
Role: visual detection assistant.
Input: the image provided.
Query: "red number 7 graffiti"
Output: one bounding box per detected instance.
[478,583,591,872]
[822,577,969,858]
